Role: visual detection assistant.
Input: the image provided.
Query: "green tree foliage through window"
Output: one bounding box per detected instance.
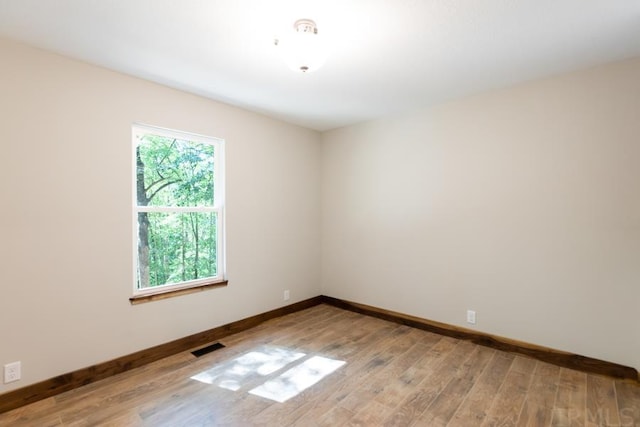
[134,127,223,290]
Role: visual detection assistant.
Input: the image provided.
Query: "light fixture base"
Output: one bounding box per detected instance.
[294,19,318,35]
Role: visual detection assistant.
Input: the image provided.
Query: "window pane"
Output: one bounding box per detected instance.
[136,135,215,207]
[137,211,218,288]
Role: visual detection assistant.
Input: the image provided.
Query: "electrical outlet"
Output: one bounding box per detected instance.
[4,361,21,383]
[466,310,476,325]
[284,290,290,301]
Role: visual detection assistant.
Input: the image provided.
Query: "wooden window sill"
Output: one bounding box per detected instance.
[129,280,228,305]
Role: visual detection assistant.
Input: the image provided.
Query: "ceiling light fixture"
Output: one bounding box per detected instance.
[274,19,328,73]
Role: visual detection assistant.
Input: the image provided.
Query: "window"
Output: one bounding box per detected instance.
[132,124,225,298]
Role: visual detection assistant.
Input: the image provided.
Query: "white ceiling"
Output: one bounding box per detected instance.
[1,0,639,131]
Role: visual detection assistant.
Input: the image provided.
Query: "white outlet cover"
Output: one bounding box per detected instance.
[466,310,476,325]
[4,361,21,383]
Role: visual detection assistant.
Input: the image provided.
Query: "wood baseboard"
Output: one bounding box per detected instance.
[0,296,324,414]
[320,295,639,382]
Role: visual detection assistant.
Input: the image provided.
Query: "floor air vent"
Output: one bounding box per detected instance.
[192,342,226,357]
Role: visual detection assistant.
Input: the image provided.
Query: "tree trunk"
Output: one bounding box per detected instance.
[188,212,199,279]
[194,214,199,278]
[209,213,215,275]
[136,147,150,288]
[181,215,186,282]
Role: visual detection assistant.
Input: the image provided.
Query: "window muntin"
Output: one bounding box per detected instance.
[133,124,224,295]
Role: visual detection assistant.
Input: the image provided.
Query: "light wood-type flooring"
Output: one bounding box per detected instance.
[1,304,639,426]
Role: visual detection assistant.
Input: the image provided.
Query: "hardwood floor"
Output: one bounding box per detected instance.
[1,304,639,426]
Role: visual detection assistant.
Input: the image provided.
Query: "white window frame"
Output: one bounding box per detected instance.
[132,123,226,297]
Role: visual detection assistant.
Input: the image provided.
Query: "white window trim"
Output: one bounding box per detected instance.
[131,123,226,298]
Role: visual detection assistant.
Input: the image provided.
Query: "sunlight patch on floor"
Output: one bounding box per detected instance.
[191,345,346,401]
[191,346,305,391]
[249,356,346,403]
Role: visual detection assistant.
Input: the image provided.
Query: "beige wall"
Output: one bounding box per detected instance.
[321,58,640,371]
[0,38,321,393]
